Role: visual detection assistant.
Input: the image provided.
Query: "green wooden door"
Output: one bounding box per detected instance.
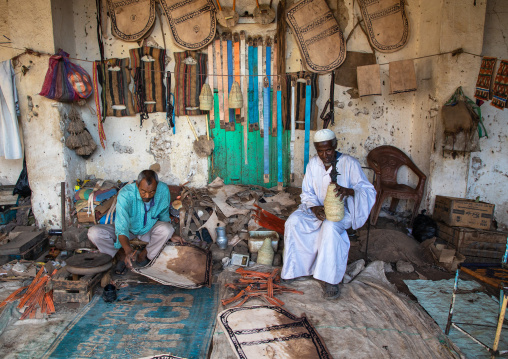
[209,91,290,187]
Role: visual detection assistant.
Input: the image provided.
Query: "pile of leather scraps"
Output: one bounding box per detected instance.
[221,267,303,307]
[177,177,300,246]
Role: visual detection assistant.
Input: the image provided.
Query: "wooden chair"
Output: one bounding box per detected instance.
[367,145,427,226]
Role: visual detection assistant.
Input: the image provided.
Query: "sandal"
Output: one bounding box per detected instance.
[135,258,150,267]
[114,261,127,275]
[323,283,341,300]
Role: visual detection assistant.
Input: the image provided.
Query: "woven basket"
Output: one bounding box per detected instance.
[199,83,213,111]
[324,184,344,222]
[228,81,243,109]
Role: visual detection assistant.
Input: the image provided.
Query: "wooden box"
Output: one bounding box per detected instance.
[77,211,95,223]
[50,268,103,304]
[437,221,508,263]
[433,195,494,230]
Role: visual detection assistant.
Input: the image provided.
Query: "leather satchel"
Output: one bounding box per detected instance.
[107,0,156,42]
[159,0,217,50]
[286,0,346,73]
[359,0,410,53]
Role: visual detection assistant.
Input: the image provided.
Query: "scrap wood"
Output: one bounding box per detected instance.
[222,268,302,308]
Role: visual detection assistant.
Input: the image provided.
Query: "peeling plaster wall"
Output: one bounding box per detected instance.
[465,0,508,230]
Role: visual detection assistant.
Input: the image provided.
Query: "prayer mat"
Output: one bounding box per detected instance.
[286,0,346,73]
[474,56,497,101]
[357,64,381,97]
[42,284,219,359]
[389,59,417,94]
[174,51,208,116]
[287,73,319,130]
[130,46,167,113]
[133,243,212,289]
[334,51,377,89]
[359,0,410,53]
[218,306,332,359]
[107,0,155,42]
[492,59,508,109]
[95,58,136,117]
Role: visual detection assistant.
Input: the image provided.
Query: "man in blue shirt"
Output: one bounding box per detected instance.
[88,170,183,273]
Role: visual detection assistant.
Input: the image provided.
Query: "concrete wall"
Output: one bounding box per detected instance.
[1,0,506,230]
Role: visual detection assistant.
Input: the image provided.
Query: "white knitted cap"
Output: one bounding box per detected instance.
[313,129,336,143]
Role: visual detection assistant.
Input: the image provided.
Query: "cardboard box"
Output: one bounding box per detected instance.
[433,195,494,230]
[437,221,508,263]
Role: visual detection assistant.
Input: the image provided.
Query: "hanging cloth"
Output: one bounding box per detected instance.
[95,58,136,117]
[227,34,235,126]
[474,57,497,101]
[215,36,225,128]
[277,84,283,188]
[263,77,270,183]
[92,61,106,149]
[492,59,508,109]
[304,76,311,174]
[173,51,208,116]
[258,37,264,136]
[0,60,22,159]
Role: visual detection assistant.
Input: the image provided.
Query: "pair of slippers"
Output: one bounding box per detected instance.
[114,258,150,275]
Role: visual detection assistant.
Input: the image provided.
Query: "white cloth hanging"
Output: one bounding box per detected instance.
[0,60,22,159]
[281,154,376,285]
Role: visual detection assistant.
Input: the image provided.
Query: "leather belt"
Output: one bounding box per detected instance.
[207,41,215,128]
[227,33,234,129]
[263,77,270,183]
[290,76,296,182]
[258,37,264,137]
[277,83,283,189]
[240,31,248,164]
[215,35,225,129]
[272,36,278,137]
[233,33,241,123]
[304,75,311,174]
[221,33,230,126]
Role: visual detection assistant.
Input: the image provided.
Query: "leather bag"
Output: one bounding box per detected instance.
[359,0,410,53]
[286,0,346,73]
[159,0,217,50]
[107,0,156,42]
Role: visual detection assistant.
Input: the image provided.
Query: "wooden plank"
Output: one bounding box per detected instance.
[0,187,17,206]
[0,231,45,255]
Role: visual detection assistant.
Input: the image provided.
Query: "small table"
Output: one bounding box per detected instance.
[445,263,508,358]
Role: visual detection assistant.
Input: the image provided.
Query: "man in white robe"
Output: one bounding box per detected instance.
[281,129,376,299]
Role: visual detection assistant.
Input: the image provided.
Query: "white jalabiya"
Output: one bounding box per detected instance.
[282,153,376,285]
[0,60,22,160]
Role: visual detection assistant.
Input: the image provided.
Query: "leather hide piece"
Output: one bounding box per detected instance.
[159,0,217,50]
[357,64,381,97]
[107,0,156,42]
[286,0,346,73]
[334,51,377,88]
[218,306,332,359]
[389,59,417,94]
[133,243,212,289]
[359,0,410,53]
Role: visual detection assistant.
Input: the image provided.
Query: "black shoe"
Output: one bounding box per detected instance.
[323,283,341,300]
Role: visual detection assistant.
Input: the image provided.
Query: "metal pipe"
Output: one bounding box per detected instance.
[445,269,460,335]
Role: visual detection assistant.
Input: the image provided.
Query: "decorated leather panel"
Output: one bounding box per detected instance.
[286,0,346,73]
[173,51,208,116]
[359,0,410,53]
[159,0,217,50]
[107,0,156,42]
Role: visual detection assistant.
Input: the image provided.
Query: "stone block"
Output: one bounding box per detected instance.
[396,260,414,273]
[56,227,91,250]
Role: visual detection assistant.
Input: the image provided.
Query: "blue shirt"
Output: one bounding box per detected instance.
[114,182,171,248]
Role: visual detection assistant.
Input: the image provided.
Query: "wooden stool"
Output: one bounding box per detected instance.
[50,267,103,304]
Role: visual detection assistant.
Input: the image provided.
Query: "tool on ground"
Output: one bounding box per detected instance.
[187,116,214,157]
[222,268,303,307]
[320,71,335,129]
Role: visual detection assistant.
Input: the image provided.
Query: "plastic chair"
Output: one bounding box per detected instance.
[367,145,427,226]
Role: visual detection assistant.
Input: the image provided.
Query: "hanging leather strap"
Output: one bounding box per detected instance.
[227,34,234,129]
[222,33,230,126]
[92,61,106,149]
[247,37,257,131]
[304,75,311,174]
[263,77,270,183]
[240,31,247,125]
[166,71,175,130]
[277,84,283,189]
[215,36,225,129]
[290,76,296,182]
[233,33,241,122]
[258,37,264,137]
[207,41,215,129]
[320,71,335,129]
[265,36,272,138]
[272,35,278,137]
